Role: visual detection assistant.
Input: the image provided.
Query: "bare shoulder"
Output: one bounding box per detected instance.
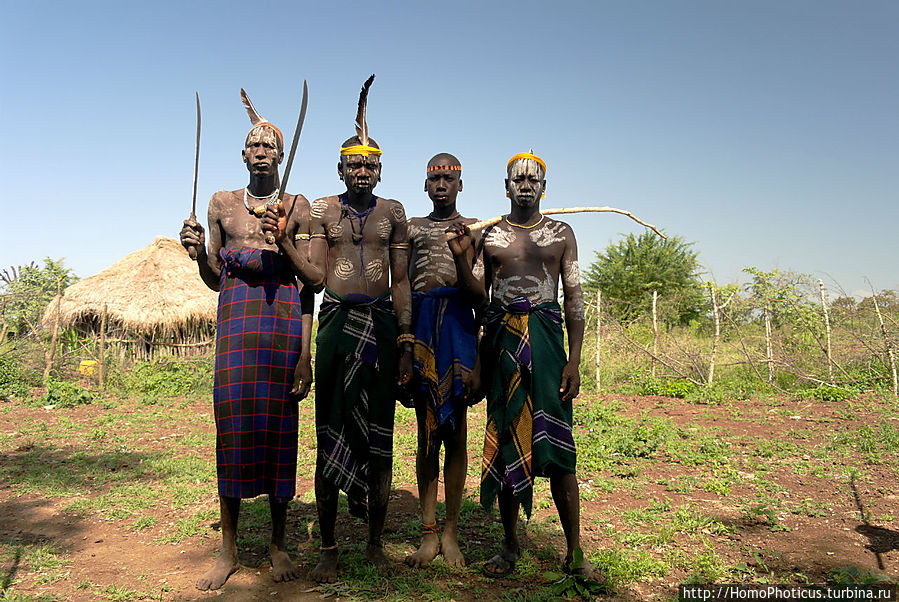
[380,198,408,223]
[540,217,577,242]
[310,195,341,218]
[209,189,238,215]
[287,192,311,211]
[545,216,574,231]
[211,189,238,203]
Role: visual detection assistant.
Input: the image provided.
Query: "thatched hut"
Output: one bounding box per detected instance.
[43,236,217,359]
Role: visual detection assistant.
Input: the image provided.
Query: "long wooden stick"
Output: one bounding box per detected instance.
[445,206,667,240]
[594,289,601,392]
[869,280,898,396]
[43,279,62,385]
[651,290,659,378]
[818,280,834,385]
[99,303,107,391]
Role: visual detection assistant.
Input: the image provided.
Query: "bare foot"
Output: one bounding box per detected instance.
[365,543,391,570]
[440,532,465,568]
[270,544,299,583]
[404,533,439,568]
[196,554,240,591]
[310,548,339,583]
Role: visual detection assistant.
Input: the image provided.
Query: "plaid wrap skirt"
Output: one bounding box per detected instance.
[213,247,303,503]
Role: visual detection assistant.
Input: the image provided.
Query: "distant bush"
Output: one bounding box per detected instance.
[38,379,96,408]
[807,384,854,402]
[111,358,212,399]
[0,355,35,401]
[640,378,697,399]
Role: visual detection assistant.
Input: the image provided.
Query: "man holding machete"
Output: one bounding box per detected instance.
[180,85,319,590]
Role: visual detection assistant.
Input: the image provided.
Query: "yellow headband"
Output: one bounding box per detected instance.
[507,152,546,173]
[340,145,383,157]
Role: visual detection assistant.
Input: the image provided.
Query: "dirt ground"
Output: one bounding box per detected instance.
[1,393,897,601]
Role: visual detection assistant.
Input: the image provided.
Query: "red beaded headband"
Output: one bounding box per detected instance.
[427,165,462,172]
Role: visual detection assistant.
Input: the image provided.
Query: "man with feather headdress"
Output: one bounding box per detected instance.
[305,75,413,582]
[180,90,322,590]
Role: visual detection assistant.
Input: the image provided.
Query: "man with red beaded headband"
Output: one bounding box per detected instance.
[403,153,486,570]
[461,151,600,580]
[306,75,413,582]
[179,90,321,590]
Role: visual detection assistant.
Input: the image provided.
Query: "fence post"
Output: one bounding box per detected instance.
[594,289,601,392]
[99,303,108,390]
[651,290,659,378]
[871,288,898,396]
[818,280,834,385]
[764,302,774,384]
[708,283,718,385]
[43,278,62,385]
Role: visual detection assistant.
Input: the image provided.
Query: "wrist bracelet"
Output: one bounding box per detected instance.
[397,333,415,346]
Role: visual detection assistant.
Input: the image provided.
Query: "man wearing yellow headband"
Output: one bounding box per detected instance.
[473,152,599,581]
[403,153,486,570]
[180,106,322,589]
[306,134,414,582]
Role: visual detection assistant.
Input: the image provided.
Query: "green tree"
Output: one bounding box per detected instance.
[1,258,78,337]
[583,232,704,324]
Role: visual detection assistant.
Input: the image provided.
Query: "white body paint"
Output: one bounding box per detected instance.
[310,199,328,218]
[365,259,385,282]
[562,259,581,288]
[485,227,517,250]
[334,257,354,280]
[530,221,567,248]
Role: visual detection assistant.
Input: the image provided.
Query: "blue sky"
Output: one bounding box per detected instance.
[2,1,896,297]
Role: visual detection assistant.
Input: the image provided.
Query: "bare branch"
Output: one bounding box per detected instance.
[445,206,666,241]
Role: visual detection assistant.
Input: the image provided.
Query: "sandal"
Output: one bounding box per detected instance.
[482,551,517,578]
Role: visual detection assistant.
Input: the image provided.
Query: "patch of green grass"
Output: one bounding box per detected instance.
[99,584,139,601]
[827,565,897,585]
[0,593,63,601]
[663,475,699,493]
[639,378,697,399]
[131,516,158,531]
[33,379,97,408]
[616,525,675,547]
[753,439,801,459]
[703,478,731,496]
[681,541,731,584]
[155,509,216,545]
[575,404,678,470]
[2,542,69,587]
[672,504,730,535]
[791,498,828,518]
[622,497,671,526]
[142,454,214,485]
[740,497,790,532]
[64,483,158,519]
[591,547,668,585]
[669,431,732,467]
[108,358,212,399]
[829,422,899,463]
[167,483,205,509]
